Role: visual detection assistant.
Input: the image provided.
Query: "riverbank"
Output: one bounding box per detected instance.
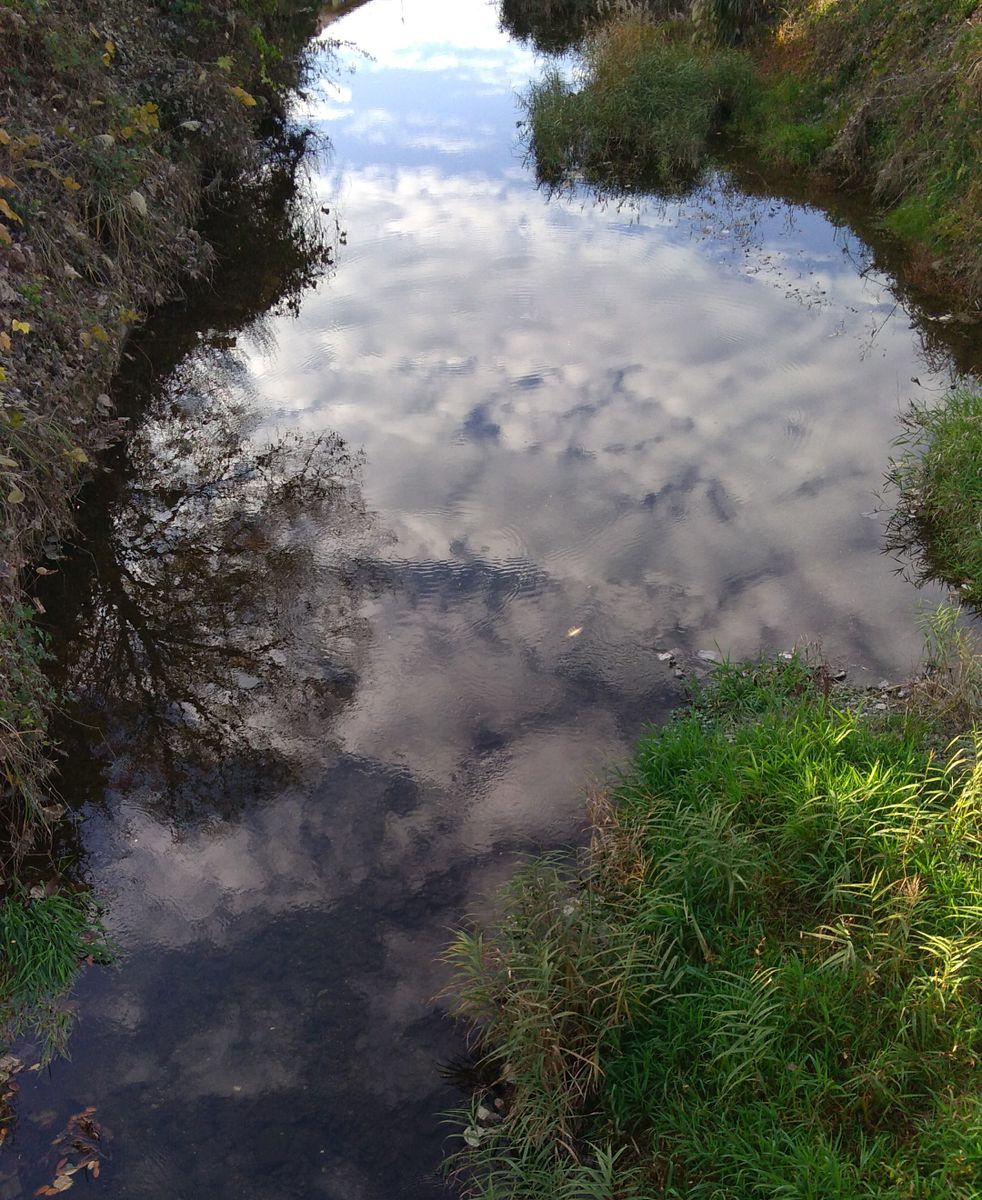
[523,0,982,310]
[446,639,982,1199]
[0,0,325,1057]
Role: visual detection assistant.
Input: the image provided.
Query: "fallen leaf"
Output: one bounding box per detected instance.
[229,86,257,107]
[89,324,108,343]
[179,119,201,131]
[0,332,10,352]
[62,176,82,191]
[7,486,25,504]
[93,134,114,149]
[0,367,7,382]
[566,626,583,638]
[11,319,30,334]
[0,129,10,146]
[0,455,18,467]
[50,1177,73,1193]
[64,447,89,463]
[35,566,56,575]
[217,54,233,71]
[0,224,11,246]
[0,198,22,224]
[0,175,17,190]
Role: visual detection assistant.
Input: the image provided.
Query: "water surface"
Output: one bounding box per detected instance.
[4,2,977,1198]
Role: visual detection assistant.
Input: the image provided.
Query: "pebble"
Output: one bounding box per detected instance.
[673,669,685,680]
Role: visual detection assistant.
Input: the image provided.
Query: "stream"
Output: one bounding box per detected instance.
[4,1,982,1197]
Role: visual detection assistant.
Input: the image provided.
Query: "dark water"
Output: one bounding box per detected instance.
[4,1,980,1197]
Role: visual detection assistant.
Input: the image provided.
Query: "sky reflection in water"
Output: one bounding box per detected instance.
[8,1,964,1198]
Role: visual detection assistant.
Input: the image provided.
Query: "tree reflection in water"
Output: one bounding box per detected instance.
[62,362,372,819]
[47,151,378,822]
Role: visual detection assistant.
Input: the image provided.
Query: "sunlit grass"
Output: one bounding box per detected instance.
[445,655,982,1198]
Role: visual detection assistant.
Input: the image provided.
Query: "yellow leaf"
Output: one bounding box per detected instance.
[145,102,158,114]
[102,53,112,66]
[90,323,109,343]
[119,125,134,139]
[0,175,17,190]
[18,134,40,149]
[0,367,5,382]
[0,332,11,352]
[0,198,22,224]
[80,330,92,348]
[62,175,82,191]
[0,224,10,247]
[89,97,105,108]
[65,447,89,464]
[11,320,30,335]
[0,129,10,146]
[217,55,233,72]
[229,86,257,107]
[105,39,115,53]
[118,308,139,323]
[6,486,25,504]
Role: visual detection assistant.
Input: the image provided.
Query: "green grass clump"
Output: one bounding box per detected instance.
[526,20,752,188]
[446,657,982,1198]
[885,383,982,608]
[0,889,113,1060]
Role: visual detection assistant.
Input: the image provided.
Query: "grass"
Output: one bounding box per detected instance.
[519,1,982,303]
[0,888,113,1060]
[445,652,982,1199]
[527,20,751,189]
[885,382,982,607]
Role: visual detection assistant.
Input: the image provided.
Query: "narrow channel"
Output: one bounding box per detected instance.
[6,1,978,1197]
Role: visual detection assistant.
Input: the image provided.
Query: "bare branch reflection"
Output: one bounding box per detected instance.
[62,355,373,819]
